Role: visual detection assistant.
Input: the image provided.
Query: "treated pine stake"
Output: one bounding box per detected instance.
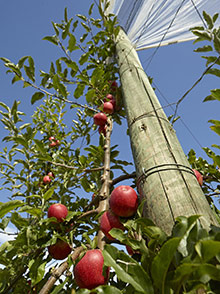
[114,27,219,234]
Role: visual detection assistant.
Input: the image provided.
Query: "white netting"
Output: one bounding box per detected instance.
[105,0,220,50]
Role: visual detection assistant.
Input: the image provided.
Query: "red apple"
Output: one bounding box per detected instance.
[48,171,55,179]
[103,102,114,114]
[43,175,52,184]
[49,137,60,147]
[48,239,71,260]
[193,169,203,186]
[93,112,107,126]
[109,80,118,91]
[74,249,110,290]
[105,94,116,110]
[125,245,140,256]
[48,203,68,222]
[98,125,107,136]
[109,185,138,217]
[100,210,124,240]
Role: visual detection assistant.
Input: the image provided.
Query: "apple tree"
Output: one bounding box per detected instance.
[0,2,220,293]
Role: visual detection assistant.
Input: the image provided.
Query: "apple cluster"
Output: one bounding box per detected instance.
[93,80,118,136]
[47,203,110,290]
[100,185,138,242]
[49,136,60,148]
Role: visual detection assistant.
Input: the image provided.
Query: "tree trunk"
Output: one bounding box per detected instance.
[115,27,218,234]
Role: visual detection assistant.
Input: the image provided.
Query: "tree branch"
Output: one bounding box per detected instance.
[111,171,136,186]
[97,118,113,250]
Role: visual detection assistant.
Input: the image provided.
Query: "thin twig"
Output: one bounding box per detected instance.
[20,76,97,113]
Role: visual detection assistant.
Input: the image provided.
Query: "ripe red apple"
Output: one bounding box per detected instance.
[48,239,71,260]
[93,112,107,126]
[49,136,55,141]
[109,185,138,217]
[49,137,60,147]
[103,101,114,114]
[48,171,55,179]
[100,210,124,240]
[74,249,110,290]
[105,94,116,110]
[48,203,68,222]
[193,169,203,186]
[43,175,52,184]
[98,125,107,136]
[109,80,118,91]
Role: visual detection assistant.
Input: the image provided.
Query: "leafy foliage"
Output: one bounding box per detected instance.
[0,4,220,294]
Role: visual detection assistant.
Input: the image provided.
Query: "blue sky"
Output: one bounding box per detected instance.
[0,0,220,235]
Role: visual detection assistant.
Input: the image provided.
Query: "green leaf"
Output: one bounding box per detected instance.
[213,34,220,53]
[43,35,59,45]
[210,89,220,100]
[86,89,95,103]
[31,92,45,105]
[24,65,35,82]
[203,95,217,102]
[103,245,154,294]
[11,212,28,230]
[74,83,85,98]
[18,56,28,68]
[50,280,68,294]
[79,52,90,65]
[33,139,47,154]
[191,30,212,41]
[64,7,68,22]
[195,240,220,262]
[0,200,24,218]
[170,263,220,291]
[89,3,94,15]
[19,206,42,217]
[151,237,181,291]
[81,22,91,32]
[77,14,87,21]
[210,125,220,136]
[68,34,76,52]
[52,22,59,36]
[53,74,68,97]
[194,45,213,52]
[206,68,220,78]
[14,136,29,149]
[203,11,214,29]
[213,13,219,23]
[28,258,47,286]
[43,187,54,201]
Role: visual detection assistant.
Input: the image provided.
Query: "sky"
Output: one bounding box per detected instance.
[0,0,220,242]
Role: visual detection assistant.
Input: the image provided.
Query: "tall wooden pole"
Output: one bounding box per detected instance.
[115,27,218,234]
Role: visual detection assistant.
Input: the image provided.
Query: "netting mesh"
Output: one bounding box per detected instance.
[105,0,220,50]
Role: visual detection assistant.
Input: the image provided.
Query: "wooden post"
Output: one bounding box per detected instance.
[115,27,218,234]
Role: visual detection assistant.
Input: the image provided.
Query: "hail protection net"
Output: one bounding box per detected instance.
[104,0,220,50]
